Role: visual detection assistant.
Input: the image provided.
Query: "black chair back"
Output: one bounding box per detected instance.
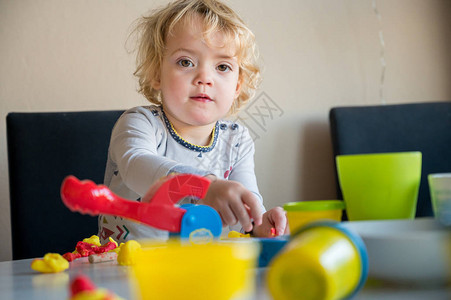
[7,110,123,259]
[329,102,451,218]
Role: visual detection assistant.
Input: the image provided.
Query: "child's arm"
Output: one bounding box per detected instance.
[141,173,262,232]
[108,107,212,196]
[251,207,289,237]
[218,126,265,232]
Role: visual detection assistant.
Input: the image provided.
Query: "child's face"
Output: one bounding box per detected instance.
[153,16,241,129]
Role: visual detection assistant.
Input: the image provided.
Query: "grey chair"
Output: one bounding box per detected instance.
[7,110,124,260]
[329,102,451,218]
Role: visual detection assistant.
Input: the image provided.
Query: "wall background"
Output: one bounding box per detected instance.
[1,0,450,261]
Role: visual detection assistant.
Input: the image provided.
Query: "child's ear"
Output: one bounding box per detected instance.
[151,78,161,90]
[234,78,242,99]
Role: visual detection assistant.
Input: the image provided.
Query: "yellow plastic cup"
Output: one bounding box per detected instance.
[131,240,259,300]
[283,200,345,234]
[267,222,368,300]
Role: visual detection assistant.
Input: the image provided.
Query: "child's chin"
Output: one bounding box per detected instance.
[188,114,218,126]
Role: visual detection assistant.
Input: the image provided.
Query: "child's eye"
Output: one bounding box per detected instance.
[217,64,232,72]
[177,59,194,68]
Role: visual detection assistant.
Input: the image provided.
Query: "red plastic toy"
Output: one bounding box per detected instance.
[60,174,211,232]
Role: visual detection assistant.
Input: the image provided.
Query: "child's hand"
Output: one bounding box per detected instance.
[252,207,289,238]
[199,176,263,233]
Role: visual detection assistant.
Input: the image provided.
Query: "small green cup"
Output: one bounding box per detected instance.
[336,152,422,221]
[428,173,451,226]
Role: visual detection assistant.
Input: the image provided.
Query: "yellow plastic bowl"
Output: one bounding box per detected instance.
[131,240,259,300]
[284,200,345,234]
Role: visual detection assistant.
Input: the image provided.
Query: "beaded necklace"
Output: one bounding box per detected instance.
[161,108,218,153]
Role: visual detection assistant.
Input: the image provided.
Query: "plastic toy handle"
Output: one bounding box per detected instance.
[60,174,210,232]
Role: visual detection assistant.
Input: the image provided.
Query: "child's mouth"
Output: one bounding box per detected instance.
[190,94,213,102]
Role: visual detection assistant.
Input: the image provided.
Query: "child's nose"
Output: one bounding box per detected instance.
[194,67,213,87]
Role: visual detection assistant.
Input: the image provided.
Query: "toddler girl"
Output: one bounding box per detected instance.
[99,0,288,244]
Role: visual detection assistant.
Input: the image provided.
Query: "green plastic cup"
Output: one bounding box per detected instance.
[428,173,451,226]
[336,152,422,221]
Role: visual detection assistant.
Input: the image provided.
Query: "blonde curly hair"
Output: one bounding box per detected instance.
[131,0,261,115]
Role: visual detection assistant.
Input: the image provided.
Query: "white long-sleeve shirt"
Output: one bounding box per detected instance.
[98,105,265,244]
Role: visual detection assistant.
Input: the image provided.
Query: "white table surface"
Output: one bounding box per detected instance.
[1,257,450,299]
[0,257,131,300]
